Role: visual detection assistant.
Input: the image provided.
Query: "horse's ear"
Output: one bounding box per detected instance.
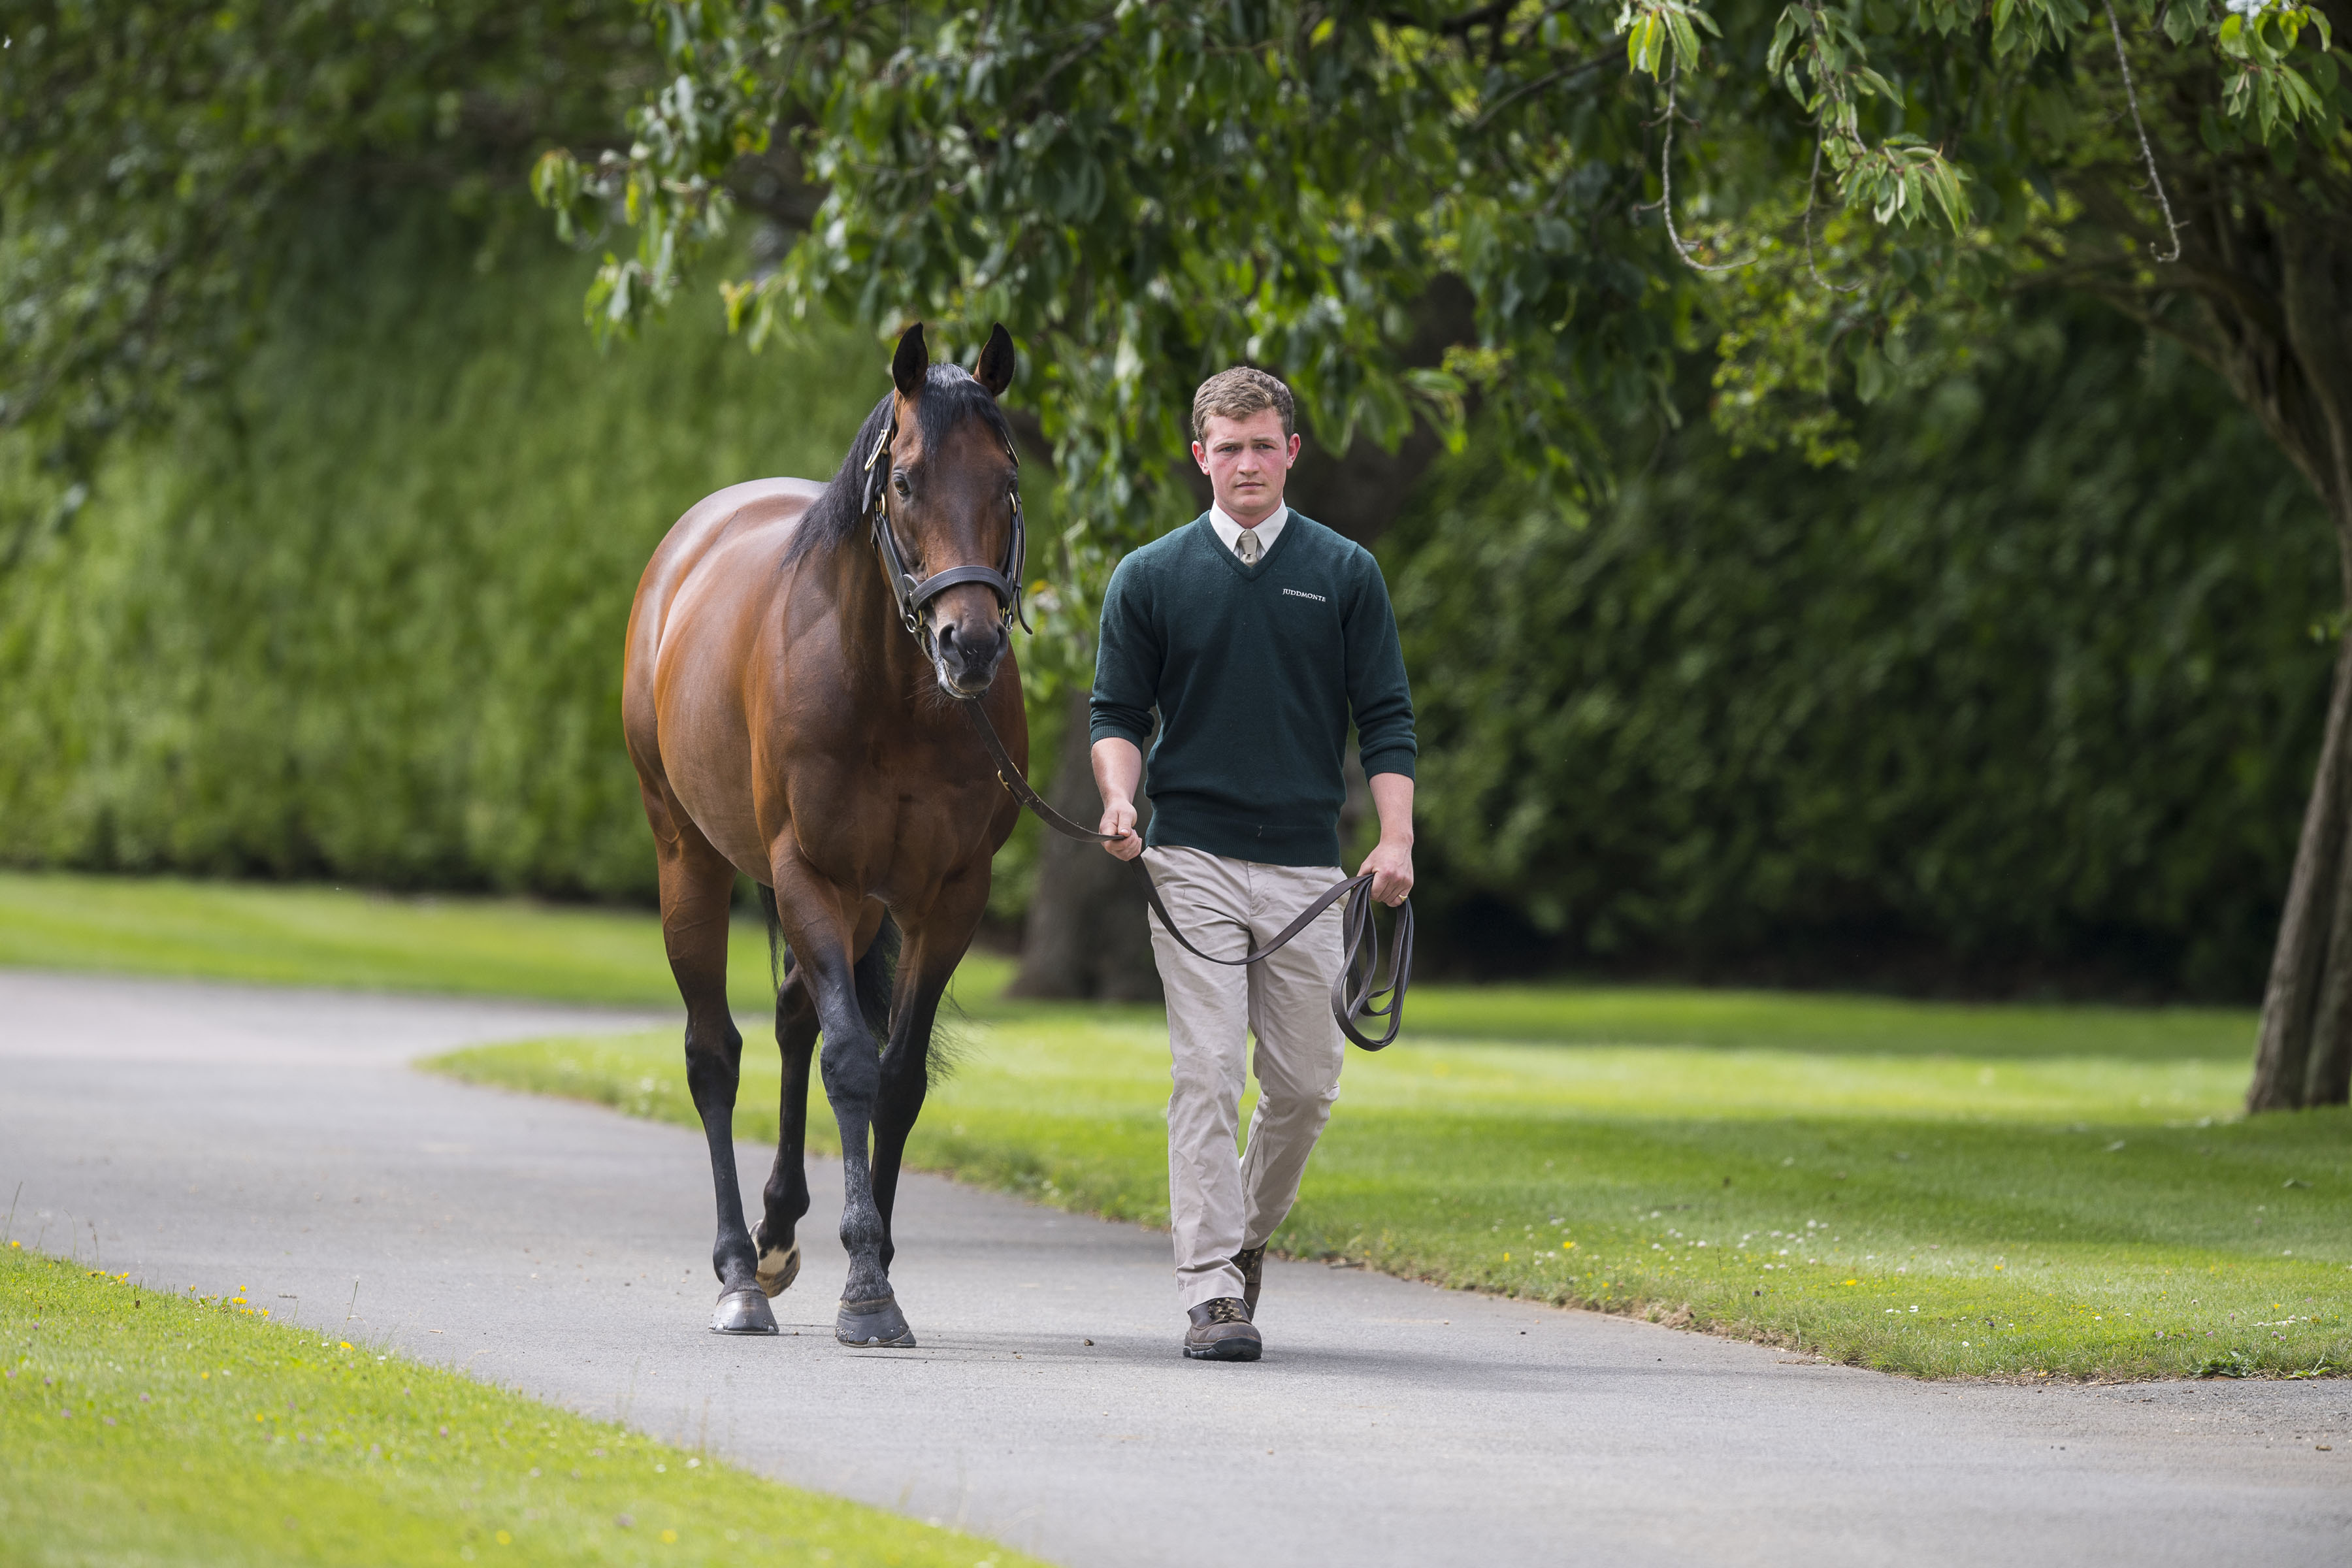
[891,322,928,399]
[975,323,1016,397]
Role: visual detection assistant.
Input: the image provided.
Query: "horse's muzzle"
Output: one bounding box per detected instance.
[932,618,1006,696]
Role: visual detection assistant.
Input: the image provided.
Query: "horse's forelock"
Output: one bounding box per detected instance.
[911,363,1012,461]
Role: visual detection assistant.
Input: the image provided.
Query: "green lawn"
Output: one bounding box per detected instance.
[0,868,2255,1056]
[0,1245,1035,1568]
[0,870,784,1015]
[7,870,2345,1381]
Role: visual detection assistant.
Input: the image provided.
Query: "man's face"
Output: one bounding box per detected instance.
[1192,408,1301,527]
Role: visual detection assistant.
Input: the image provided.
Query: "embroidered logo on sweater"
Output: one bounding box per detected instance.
[1281,587,1328,603]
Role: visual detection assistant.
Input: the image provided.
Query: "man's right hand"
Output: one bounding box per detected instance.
[1090,736,1147,861]
[1098,798,1143,860]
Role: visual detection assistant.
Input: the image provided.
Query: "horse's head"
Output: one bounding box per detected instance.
[875,321,1022,698]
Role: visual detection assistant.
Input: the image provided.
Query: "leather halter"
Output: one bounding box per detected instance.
[861,403,1028,654]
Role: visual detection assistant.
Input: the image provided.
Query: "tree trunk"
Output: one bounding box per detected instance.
[2251,624,2352,1109]
[2235,218,2352,1111]
[2114,190,2352,1111]
[1010,688,1162,1002]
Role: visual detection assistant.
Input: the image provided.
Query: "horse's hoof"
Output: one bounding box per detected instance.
[755,1240,802,1299]
[835,1294,916,1348]
[710,1288,780,1335]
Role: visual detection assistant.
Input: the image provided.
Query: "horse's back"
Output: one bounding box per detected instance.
[624,477,828,868]
[629,477,825,664]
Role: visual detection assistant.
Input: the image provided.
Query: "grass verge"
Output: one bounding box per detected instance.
[0,868,2253,1056]
[0,870,788,1017]
[0,1243,1034,1568]
[431,1013,2349,1383]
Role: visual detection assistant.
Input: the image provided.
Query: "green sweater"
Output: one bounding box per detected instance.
[1089,510,1417,867]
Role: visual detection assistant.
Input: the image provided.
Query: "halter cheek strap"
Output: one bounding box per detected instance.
[864,409,1030,646]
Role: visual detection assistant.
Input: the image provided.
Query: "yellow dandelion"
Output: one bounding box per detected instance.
[661,1529,678,1543]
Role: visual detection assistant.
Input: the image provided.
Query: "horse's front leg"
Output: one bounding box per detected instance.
[870,873,988,1277]
[772,855,913,1347]
[752,900,887,1301]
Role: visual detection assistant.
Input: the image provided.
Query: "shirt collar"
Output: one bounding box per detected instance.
[1208,502,1288,558]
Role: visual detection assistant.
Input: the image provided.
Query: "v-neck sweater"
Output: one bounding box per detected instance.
[1088,510,1417,867]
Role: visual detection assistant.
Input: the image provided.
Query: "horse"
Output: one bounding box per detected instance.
[621,321,1028,1347]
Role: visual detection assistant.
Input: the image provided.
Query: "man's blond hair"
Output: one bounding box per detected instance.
[1190,367,1296,443]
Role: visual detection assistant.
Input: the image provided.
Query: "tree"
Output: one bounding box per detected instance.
[0,0,647,550]
[548,0,2347,1100]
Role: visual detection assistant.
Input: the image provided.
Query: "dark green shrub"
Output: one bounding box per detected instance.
[1388,311,2334,998]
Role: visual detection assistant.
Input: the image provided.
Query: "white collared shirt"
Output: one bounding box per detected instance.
[1209,502,1287,563]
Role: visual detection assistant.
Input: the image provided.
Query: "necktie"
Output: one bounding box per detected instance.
[1236,529,1260,565]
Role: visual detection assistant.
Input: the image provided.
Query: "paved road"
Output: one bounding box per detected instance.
[3,970,2345,1567]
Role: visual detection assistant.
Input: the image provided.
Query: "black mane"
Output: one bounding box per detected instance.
[785,363,1016,565]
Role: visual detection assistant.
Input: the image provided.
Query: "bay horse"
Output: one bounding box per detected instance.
[623,321,1028,1346]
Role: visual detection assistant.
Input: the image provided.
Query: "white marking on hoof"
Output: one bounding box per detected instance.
[755,1240,801,1299]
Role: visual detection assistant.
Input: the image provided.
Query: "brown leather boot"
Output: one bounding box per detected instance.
[1183,1297,1262,1362]
[1235,1245,1266,1316]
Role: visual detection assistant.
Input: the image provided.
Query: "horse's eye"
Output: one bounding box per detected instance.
[891,470,911,500]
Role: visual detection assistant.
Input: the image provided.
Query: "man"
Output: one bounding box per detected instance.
[1089,366,1417,1363]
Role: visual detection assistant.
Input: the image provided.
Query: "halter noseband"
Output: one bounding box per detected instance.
[862,404,1029,654]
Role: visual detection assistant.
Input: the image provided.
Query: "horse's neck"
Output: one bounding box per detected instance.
[824,533,936,713]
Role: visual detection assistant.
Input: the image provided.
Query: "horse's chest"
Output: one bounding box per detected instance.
[786,770,995,898]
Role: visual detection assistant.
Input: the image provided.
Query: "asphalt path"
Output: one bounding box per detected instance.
[3,969,2346,1567]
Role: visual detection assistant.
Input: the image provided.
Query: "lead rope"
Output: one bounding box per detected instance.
[955,699,1411,1051]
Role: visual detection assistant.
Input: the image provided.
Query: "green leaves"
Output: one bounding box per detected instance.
[523,0,2345,630]
[2216,3,2338,140]
[1616,0,1721,78]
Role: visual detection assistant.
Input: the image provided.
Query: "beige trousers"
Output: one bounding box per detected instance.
[1143,844,1348,1309]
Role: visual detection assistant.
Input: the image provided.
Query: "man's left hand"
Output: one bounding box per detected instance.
[1360,839,1414,907]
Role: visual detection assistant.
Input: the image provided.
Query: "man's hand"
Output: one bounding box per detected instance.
[1361,772,1416,905]
[1091,736,1146,861]
[1098,796,1143,861]
[1360,838,1414,906]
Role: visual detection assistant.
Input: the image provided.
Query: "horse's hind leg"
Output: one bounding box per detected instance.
[645,789,773,1335]
[751,966,817,1298]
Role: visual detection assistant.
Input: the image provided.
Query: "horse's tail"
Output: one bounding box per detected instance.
[755,882,789,995]
[855,915,900,1038]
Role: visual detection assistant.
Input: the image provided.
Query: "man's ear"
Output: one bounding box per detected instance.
[891,322,928,399]
[975,323,1017,397]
